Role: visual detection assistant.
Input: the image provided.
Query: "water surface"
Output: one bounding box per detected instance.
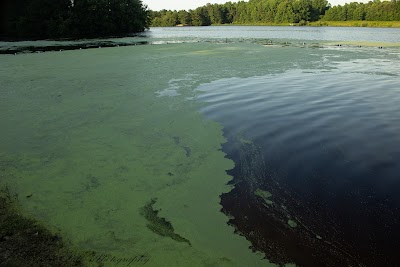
[2,26,400,54]
[197,59,400,266]
[1,27,400,267]
[145,26,400,43]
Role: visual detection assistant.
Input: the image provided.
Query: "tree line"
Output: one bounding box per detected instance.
[2,0,400,40]
[150,0,329,26]
[323,0,400,21]
[0,0,149,39]
[150,0,400,27]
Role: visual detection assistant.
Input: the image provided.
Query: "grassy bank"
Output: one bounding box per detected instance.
[212,22,294,26]
[309,20,400,28]
[208,21,400,28]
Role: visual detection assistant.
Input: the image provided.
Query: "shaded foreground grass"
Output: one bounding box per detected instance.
[0,186,91,267]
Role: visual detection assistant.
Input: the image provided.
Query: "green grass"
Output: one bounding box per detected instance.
[309,20,400,28]
[212,20,400,28]
[212,22,294,26]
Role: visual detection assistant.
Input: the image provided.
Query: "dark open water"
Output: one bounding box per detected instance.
[198,58,400,266]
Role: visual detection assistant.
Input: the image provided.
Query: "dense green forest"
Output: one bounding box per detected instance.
[0,0,149,39]
[2,0,400,40]
[323,0,400,21]
[150,0,400,26]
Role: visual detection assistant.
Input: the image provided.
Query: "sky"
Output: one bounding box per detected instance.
[142,0,364,11]
[142,0,235,11]
[142,0,228,11]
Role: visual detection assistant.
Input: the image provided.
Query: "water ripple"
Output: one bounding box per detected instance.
[197,58,400,266]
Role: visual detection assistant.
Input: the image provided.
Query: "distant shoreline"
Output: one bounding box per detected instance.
[206,21,400,28]
[309,20,400,28]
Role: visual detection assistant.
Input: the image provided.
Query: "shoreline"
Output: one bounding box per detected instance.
[0,186,90,267]
[0,40,149,54]
[2,39,400,56]
[170,21,400,28]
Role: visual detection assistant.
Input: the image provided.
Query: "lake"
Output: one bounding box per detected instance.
[1,26,400,267]
[144,26,400,43]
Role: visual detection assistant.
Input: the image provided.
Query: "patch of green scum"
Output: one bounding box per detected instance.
[239,137,253,145]
[190,50,221,55]
[255,189,274,205]
[0,42,333,266]
[287,220,298,228]
[324,41,400,47]
[0,186,95,267]
[140,198,191,246]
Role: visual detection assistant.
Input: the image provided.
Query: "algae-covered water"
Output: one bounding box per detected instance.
[1,27,400,266]
[0,42,297,267]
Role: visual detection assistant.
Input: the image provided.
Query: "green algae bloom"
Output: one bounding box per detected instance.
[1,42,286,266]
[1,38,389,266]
[255,189,274,205]
[287,220,298,228]
[140,198,191,246]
